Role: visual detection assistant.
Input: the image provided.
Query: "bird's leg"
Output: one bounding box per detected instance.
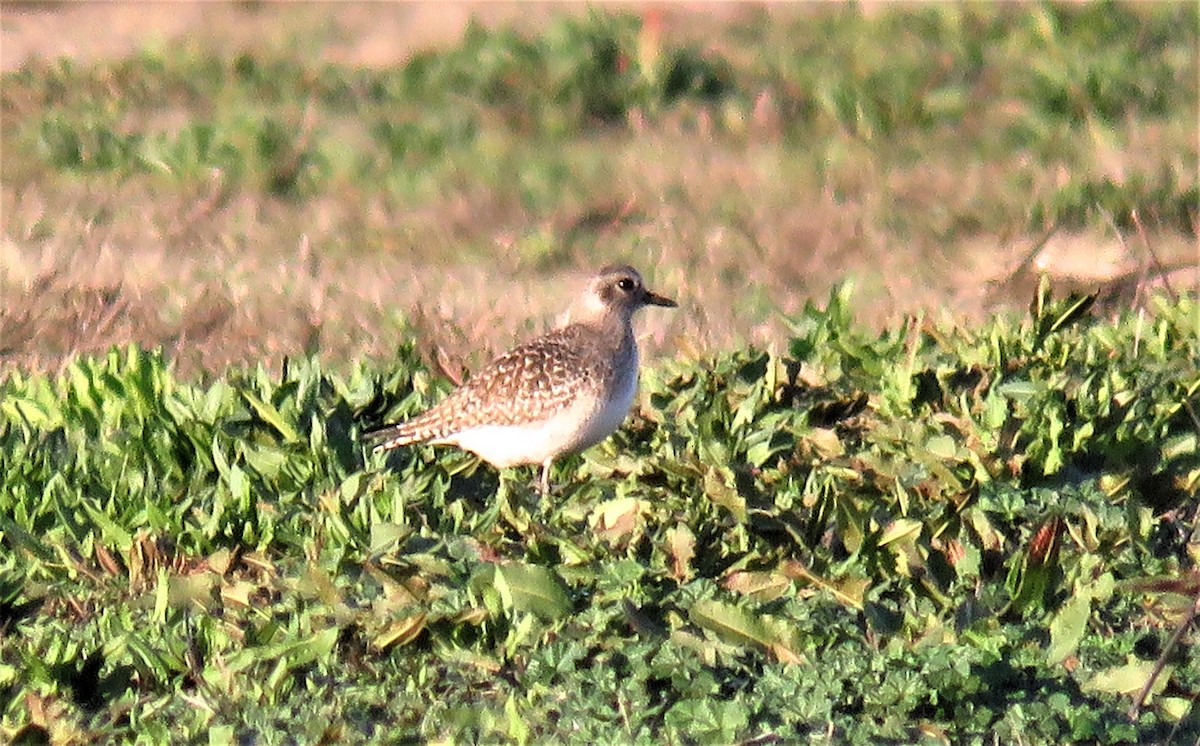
[532,458,562,527]
[539,459,552,498]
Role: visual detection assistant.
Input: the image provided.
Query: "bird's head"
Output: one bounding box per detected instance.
[576,265,676,323]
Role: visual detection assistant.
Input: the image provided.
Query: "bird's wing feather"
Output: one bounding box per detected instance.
[365,325,601,450]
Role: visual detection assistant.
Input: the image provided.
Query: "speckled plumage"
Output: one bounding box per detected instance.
[363,265,675,494]
[370,323,630,445]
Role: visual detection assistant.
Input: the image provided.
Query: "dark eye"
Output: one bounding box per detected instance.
[617,278,636,292]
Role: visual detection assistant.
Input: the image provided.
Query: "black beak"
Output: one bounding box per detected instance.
[643,289,677,308]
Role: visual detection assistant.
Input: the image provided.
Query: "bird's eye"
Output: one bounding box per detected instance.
[617,278,635,292]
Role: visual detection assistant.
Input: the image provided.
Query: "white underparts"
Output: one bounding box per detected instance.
[438,348,638,469]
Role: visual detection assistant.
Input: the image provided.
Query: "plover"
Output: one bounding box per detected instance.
[363,265,676,495]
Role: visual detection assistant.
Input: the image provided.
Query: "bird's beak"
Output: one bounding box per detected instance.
[643,289,677,308]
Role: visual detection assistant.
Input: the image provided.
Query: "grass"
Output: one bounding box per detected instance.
[2,3,1196,375]
[2,2,1199,743]
[2,285,1198,743]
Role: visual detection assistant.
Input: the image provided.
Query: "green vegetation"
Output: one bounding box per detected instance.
[2,285,1198,743]
[2,3,1199,743]
[2,4,1196,377]
[5,4,1196,221]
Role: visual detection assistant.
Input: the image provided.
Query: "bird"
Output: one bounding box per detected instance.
[362,265,676,496]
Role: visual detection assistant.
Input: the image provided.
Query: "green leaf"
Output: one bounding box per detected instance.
[504,693,531,746]
[925,434,957,460]
[998,380,1041,401]
[723,570,791,602]
[81,501,134,552]
[878,518,923,547]
[494,563,570,620]
[1158,697,1193,722]
[1046,592,1090,665]
[242,390,301,443]
[0,514,56,562]
[690,598,766,648]
[1084,658,1165,698]
[663,699,749,743]
[1,395,57,430]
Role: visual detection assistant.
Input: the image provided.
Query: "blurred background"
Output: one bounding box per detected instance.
[1,2,1196,377]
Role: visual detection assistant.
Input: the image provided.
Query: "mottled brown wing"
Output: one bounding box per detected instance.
[365,325,601,450]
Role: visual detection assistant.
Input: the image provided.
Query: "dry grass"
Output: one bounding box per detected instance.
[3,169,1192,380]
[0,2,761,73]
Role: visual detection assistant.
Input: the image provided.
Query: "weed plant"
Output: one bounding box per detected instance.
[2,286,1197,742]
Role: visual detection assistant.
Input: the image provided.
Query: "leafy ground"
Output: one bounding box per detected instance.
[2,286,1199,743]
[2,2,1200,744]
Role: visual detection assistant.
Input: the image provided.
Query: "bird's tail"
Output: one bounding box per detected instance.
[361,421,424,452]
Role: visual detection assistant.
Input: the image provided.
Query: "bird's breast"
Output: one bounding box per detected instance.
[572,353,638,452]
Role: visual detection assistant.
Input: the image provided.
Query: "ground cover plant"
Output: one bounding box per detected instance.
[1,285,1199,743]
[2,2,1199,743]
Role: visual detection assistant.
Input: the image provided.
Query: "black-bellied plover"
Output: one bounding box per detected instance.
[364,265,676,494]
